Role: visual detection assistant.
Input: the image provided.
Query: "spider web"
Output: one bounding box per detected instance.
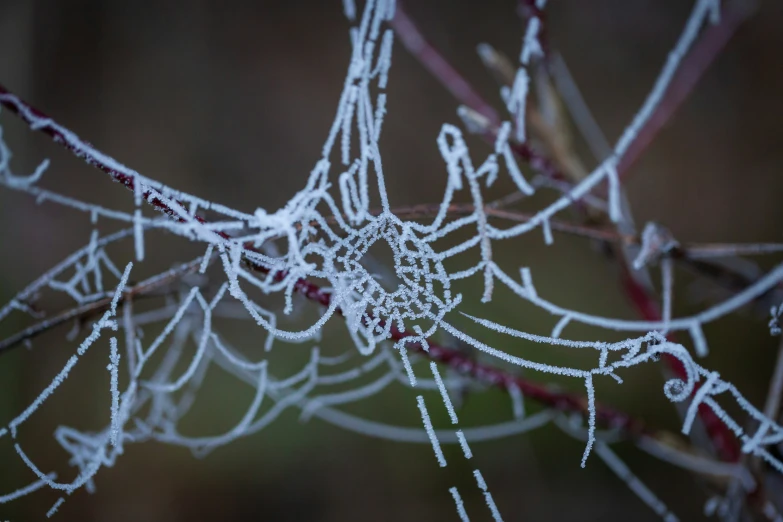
[1,0,783,520]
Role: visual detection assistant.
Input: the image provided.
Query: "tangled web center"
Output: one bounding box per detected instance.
[335,215,457,337]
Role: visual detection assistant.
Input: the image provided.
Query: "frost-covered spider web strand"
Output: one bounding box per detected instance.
[448,315,783,475]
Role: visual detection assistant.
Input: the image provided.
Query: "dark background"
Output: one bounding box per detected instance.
[0,0,782,520]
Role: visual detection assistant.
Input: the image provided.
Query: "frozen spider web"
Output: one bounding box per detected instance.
[1,0,783,520]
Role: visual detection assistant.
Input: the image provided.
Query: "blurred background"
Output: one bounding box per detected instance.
[0,0,782,520]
